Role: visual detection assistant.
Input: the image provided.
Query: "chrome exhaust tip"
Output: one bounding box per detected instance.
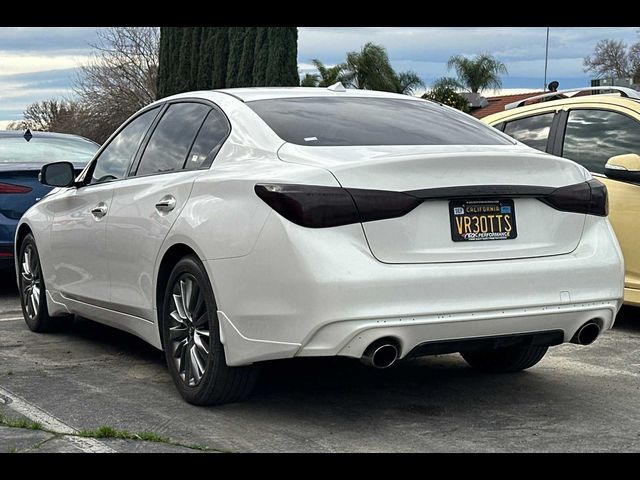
[571,321,601,346]
[361,341,399,369]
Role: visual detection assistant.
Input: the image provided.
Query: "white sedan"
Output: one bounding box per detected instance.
[16,87,624,405]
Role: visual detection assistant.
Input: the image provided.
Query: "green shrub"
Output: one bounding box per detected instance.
[422,87,470,113]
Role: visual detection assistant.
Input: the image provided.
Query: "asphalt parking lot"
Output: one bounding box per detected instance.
[1,272,640,453]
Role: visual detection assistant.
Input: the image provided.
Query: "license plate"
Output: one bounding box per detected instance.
[449,199,517,242]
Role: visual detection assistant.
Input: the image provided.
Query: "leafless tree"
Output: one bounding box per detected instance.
[74,27,160,143]
[11,27,160,143]
[7,99,86,134]
[583,39,640,80]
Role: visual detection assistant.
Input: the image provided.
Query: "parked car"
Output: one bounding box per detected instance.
[482,86,640,307]
[17,87,624,405]
[0,130,99,270]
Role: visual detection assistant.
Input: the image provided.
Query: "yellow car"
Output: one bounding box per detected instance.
[483,87,640,306]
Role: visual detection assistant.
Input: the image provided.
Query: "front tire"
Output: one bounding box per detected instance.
[460,345,548,373]
[18,233,71,332]
[161,255,258,405]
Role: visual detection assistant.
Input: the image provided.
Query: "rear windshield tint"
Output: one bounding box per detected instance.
[247,97,514,147]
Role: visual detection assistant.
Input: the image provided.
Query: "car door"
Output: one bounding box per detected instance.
[557,106,640,302]
[106,101,231,319]
[48,106,160,305]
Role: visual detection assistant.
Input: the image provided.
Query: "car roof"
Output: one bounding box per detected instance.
[482,94,640,124]
[0,129,99,145]
[162,86,425,104]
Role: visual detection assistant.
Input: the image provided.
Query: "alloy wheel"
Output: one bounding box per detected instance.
[21,245,41,320]
[168,274,211,387]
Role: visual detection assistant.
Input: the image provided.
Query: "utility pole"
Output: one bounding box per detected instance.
[543,27,550,91]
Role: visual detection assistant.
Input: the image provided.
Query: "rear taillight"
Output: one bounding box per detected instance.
[541,179,608,217]
[256,179,608,229]
[0,182,32,194]
[254,184,420,228]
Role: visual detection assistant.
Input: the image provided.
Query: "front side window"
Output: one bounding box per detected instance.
[90,107,159,184]
[562,109,640,174]
[135,103,210,177]
[247,97,513,147]
[503,113,555,152]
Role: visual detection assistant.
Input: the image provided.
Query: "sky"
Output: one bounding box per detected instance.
[0,27,639,127]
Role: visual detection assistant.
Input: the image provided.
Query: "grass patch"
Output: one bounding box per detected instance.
[1,417,216,452]
[79,425,168,443]
[7,446,17,453]
[0,412,42,431]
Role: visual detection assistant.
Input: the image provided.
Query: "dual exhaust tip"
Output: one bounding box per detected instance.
[361,320,601,369]
[361,340,399,369]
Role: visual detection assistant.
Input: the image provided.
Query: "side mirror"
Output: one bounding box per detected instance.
[39,161,76,188]
[604,154,640,183]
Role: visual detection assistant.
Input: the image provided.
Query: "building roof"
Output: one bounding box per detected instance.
[470,91,546,119]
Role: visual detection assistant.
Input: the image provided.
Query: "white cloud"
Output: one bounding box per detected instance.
[0,51,90,76]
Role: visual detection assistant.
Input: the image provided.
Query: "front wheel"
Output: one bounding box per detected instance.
[18,233,72,332]
[161,255,258,405]
[460,344,549,373]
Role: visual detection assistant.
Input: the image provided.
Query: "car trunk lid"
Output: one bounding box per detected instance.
[278,144,588,264]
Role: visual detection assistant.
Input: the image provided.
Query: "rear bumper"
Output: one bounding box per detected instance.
[0,242,15,270]
[0,213,17,270]
[206,213,624,366]
[624,287,640,307]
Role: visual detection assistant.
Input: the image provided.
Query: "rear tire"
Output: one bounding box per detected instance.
[18,233,72,332]
[161,255,258,405]
[461,345,548,373]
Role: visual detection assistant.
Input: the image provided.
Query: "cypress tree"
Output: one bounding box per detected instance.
[157,27,171,98]
[197,27,215,90]
[211,28,230,89]
[252,27,269,86]
[237,27,257,87]
[265,27,299,86]
[189,27,203,90]
[176,27,193,94]
[169,28,184,96]
[225,27,245,88]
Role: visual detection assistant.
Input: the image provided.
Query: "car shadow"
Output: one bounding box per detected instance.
[614,305,640,333]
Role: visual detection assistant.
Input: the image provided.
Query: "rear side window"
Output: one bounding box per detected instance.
[136,102,210,177]
[247,97,513,147]
[184,108,230,170]
[562,109,640,174]
[503,113,555,152]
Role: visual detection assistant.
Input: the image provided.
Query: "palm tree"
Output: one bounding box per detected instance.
[311,59,351,87]
[345,42,397,91]
[394,71,424,95]
[446,54,508,93]
[300,73,320,87]
[345,42,424,95]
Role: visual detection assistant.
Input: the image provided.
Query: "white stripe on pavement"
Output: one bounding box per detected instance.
[0,317,24,322]
[0,386,116,453]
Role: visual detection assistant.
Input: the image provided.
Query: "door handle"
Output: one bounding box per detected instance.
[91,203,108,219]
[155,195,176,213]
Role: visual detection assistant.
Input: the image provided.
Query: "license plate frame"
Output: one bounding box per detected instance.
[449,199,517,242]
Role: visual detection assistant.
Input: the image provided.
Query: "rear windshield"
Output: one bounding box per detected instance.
[247,97,514,147]
[0,135,99,164]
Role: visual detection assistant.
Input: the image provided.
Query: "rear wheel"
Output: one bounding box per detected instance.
[18,233,72,332]
[460,345,548,373]
[161,255,258,405]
